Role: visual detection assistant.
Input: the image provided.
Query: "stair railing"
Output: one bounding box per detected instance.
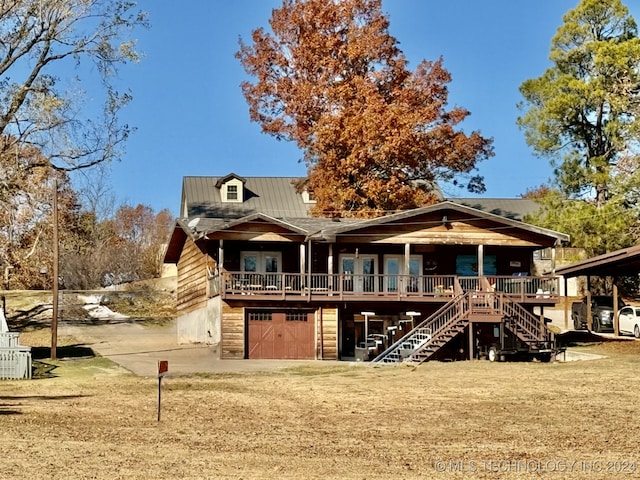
[500,296,546,342]
[372,294,468,363]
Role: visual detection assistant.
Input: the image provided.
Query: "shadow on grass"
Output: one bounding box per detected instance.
[31,344,96,360]
[557,330,626,347]
[0,393,93,416]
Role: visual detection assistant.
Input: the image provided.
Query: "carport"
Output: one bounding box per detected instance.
[555,244,640,335]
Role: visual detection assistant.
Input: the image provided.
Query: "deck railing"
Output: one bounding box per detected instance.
[218,272,559,302]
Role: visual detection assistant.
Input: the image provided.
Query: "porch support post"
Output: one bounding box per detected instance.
[468,322,474,360]
[328,243,334,291]
[404,243,410,292]
[564,276,569,330]
[613,284,619,336]
[551,243,557,275]
[477,244,484,277]
[218,239,224,269]
[300,243,306,288]
[586,290,592,331]
[404,243,411,275]
[307,240,312,293]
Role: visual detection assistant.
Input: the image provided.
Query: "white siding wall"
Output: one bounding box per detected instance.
[176,296,221,351]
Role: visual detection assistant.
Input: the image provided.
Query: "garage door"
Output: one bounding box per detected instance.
[248,311,315,359]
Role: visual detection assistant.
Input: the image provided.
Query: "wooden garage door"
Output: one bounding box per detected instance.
[248,311,315,359]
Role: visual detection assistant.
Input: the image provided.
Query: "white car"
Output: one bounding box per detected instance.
[618,306,640,338]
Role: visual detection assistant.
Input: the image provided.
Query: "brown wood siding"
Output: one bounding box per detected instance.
[318,307,338,360]
[349,225,543,246]
[334,211,555,247]
[221,302,244,359]
[177,237,208,314]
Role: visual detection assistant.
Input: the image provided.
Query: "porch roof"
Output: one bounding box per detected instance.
[315,201,569,244]
[554,244,640,278]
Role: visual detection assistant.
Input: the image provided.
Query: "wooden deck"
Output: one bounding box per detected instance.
[216,273,560,304]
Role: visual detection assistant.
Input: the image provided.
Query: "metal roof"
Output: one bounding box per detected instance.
[182,176,312,219]
[447,198,541,221]
[177,176,567,241]
[554,244,640,277]
[182,177,543,221]
[165,176,571,263]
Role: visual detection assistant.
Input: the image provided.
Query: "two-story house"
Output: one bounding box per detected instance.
[164,174,569,363]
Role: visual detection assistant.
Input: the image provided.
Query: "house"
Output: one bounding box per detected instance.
[164,174,569,362]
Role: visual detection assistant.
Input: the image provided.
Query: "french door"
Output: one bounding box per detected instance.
[339,255,377,292]
[384,255,422,292]
[241,251,281,287]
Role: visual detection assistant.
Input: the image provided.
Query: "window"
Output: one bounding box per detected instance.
[227,184,238,200]
[286,312,309,322]
[249,312,272,321]
[302,190,316,204]
[533,248,552,260]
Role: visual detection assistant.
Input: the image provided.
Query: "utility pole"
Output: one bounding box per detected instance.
[51,177,59,360]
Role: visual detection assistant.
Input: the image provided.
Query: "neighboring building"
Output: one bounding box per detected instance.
[164,174,569,362]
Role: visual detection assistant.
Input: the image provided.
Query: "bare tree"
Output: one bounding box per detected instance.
[0,0,148,173]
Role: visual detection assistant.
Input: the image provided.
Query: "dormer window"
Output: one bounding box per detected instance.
[302,189,316,204]
[216,174,246,203]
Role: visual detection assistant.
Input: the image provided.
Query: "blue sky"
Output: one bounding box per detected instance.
[110,0,639,216]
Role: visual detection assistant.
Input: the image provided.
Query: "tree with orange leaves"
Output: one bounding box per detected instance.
[237,0,493,217]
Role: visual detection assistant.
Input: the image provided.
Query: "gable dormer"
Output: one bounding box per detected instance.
[302,188,316,204]
[215,173,246,203]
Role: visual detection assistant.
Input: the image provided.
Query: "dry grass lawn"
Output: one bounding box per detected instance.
[2,334,640,479]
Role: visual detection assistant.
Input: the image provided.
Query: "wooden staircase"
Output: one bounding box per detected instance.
[372,294,469,364]
[372,291,550,364]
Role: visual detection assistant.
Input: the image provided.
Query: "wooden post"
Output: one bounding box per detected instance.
[218,239,224,269]
[404,243,411,284]
[468,322,474,360]
[307,240,312,298]
[586,290,592,331]
[613,284,619,336]
[300,243,306,293]
[317,307,323,360]
[477,245,484,277]
[51,178,59,360]
[564,277,569,330]
[327,244,333,292]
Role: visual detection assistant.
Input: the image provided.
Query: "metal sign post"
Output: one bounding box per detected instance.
[157,360,168,421]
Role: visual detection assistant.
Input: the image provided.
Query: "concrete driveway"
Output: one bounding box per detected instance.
[59,305,615,376]
[60,318,349,377]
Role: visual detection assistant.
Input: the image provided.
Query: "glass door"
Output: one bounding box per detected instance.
[361,256,376,292]
[385,256,400,292]
[384,255,422,292]
[340,255,377,292]
[240,251,281,289]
